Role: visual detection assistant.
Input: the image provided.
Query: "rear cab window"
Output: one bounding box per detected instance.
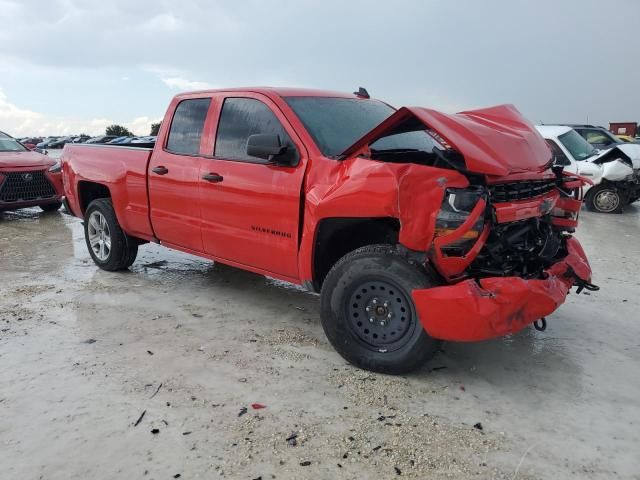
[166,98,211,155]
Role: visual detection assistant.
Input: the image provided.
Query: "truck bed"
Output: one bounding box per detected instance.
[62,144,155,239]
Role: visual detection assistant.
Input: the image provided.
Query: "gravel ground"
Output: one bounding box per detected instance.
[0,202,639,480]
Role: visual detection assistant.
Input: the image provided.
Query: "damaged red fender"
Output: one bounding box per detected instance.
[297,157,470,281]
[412,237,591,341]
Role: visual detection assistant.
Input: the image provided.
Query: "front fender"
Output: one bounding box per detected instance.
[601,160,633,182]
[297,156,469,283]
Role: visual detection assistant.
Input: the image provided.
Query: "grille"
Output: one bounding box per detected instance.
[0,170,57,203]
[488,180,556,203]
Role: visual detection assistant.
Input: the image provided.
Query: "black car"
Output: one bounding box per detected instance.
[47,136,75,149]
[564,124,622,150]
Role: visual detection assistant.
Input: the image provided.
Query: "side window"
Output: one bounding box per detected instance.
[581,129,609,146]
[166,98,211,155]
[545,139,570,166]
[214,97,295,162]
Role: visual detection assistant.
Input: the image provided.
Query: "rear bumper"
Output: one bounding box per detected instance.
[412,237,591,341]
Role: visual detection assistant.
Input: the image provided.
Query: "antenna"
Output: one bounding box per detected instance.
[353,87,370,99]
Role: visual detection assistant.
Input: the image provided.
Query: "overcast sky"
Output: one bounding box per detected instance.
[1,0,638,137]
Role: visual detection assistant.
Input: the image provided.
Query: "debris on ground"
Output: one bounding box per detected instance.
[473,422,483,431]
[150,428,160,434]
[286,432,298,446]
[251,403,266,410]
[82,338,96,344]
[238,407,248,417]
[150,383,163,399]
[133,410,146,427]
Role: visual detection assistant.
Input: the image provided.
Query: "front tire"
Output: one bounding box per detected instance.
[40,201,62,212]
[84,198,138,271]
[320,244,440,374]
[586,184,623,214]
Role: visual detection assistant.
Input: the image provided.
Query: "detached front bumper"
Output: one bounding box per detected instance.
[412,237,592,341]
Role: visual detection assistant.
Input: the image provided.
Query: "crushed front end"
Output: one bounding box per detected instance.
[413,172,597,341]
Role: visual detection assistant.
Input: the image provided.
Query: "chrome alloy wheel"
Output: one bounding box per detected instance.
[87,211,111,261]
[594,189,620,213]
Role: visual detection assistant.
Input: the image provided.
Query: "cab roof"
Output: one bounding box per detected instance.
[174,86,363,100]
[535,124,573,139]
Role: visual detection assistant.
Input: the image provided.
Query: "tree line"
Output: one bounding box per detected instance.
[105,122,161,137]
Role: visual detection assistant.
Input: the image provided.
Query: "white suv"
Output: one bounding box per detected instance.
[536,125,640,213]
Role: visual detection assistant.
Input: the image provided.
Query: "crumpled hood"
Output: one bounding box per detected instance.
[586,143,640,169]
[341,104,551,177]
[0,150,54,169]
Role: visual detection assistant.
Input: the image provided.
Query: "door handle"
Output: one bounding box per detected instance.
[152,166,169,175]
[202,173,224,183]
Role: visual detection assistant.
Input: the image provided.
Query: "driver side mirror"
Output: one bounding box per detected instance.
[553,153,570,167]
[246,134,299,166]
[247,134,287,161]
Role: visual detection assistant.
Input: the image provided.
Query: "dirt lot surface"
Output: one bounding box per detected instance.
[1,202,639,480]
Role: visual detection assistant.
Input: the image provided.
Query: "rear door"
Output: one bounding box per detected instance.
[148,96,212,252]
[198,94,307,279]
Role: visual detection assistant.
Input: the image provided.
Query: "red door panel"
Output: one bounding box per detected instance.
[199,160,305,278]
[148,96,213,252]
[199,94,307,279]
[149,152,204,252]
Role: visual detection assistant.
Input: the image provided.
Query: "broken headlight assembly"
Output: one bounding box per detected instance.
[435,187,485,255]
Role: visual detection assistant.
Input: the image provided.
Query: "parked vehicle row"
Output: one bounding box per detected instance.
[106,136,157,146]
[14,134,158,152]
[33,135,90,150]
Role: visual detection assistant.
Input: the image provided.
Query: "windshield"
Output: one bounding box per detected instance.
[0,132,28,152]
[285,97,396,156]
[558,130,597,161]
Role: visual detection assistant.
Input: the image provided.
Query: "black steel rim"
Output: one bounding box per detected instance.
[345,277,416,352]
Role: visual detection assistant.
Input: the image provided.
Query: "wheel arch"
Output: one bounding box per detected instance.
[310,217,401,292]
[77,180,111,215]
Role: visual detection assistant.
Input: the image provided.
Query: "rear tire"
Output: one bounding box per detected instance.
[84,198,138,271]
[40,201,62,212]
[585,184,623,214]
[320,244,440,374]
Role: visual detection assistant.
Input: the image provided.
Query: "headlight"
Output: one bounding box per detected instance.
[48,161,62,173]
[435,187,485,255]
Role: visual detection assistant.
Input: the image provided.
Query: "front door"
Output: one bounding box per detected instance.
[199,95,306,279]
[148,97,212,252]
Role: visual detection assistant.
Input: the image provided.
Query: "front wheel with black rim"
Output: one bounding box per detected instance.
[320,244,440,374]
[84,198,138,271]
[586,184,623,214]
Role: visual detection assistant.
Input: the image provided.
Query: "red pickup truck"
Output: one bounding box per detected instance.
[61,87,595,373]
